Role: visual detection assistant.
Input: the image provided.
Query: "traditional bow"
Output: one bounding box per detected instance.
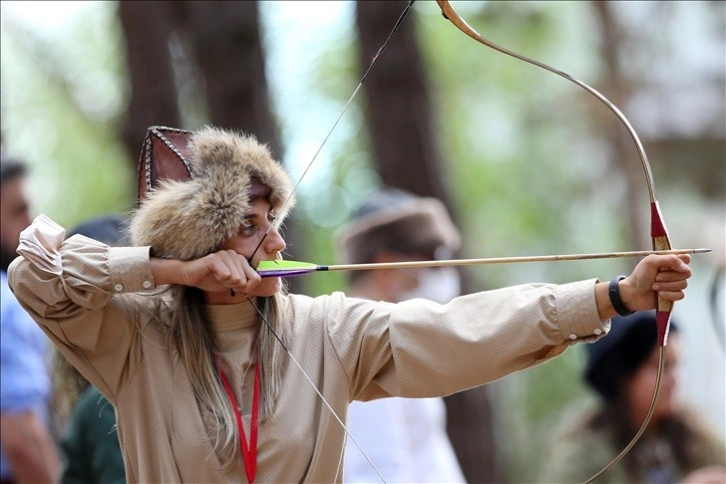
[434,1,676,481]
[261,2,682,481]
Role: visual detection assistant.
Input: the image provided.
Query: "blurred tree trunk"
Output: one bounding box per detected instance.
[355,1,452,206]
[183,1,281,158]
[182,0,304,293]
[118,2,303,287]
[118,1,181,166]
[592,2,645,249]
[356,2,505,482]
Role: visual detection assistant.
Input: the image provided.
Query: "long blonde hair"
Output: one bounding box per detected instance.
[164,285,289,470]
[52,348,90,436]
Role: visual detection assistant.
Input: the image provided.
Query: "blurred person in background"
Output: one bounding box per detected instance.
[336,187,466,483]
[54,214,128,484]
[0,154,61,483]
[541,311,726,484]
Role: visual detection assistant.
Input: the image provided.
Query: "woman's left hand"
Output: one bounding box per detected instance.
[618,254,692,311]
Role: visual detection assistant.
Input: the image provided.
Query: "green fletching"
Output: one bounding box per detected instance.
[257,260,318,270]
[256,260,320,277]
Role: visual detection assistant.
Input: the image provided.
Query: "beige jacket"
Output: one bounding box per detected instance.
[8,236,608,483]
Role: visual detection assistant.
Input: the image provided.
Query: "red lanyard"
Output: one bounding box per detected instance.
[218,357,260,484]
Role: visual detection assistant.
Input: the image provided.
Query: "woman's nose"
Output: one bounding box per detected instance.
[265,227,286,254]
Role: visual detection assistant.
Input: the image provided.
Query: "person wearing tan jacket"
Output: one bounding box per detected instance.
[8,126,692,483]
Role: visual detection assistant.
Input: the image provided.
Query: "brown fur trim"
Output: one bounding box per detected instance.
[130,127,295,260]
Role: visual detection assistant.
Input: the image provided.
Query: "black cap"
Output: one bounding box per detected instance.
[584,311,679,400]
[68,214,130,247]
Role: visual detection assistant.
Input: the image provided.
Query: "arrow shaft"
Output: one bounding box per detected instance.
[258,248,708,277]
[326,248,707,272]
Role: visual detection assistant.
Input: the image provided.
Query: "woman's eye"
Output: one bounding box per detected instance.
[240,224,256,235]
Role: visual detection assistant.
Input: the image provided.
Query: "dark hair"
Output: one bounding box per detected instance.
[68,214,130,246]
[572,398,722,480]
[564,311,719,479]
[0,155,28,186]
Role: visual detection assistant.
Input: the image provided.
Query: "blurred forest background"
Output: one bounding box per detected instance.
[1,1,724,482]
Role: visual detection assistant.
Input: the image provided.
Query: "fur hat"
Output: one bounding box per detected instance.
[336,187,461,265]
[130,126,295,260]
[584,311,679,400]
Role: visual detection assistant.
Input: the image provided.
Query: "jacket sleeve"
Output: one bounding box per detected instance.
[7,235,156,403]
[324,281,609,401]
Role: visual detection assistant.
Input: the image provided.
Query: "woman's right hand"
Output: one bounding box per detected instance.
[151,250,262,294]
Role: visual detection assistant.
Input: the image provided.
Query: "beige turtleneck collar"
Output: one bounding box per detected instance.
[205,299,260,352]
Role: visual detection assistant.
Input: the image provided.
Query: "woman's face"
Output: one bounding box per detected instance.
[215,197,286,299]
[623,335,681,424]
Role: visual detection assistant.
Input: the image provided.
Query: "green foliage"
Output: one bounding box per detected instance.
[413,2,627,289]
[1,2,133,229]
[261,1,380,295]
[495,346,592,482]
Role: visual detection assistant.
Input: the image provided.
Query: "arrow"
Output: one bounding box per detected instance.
[257,248,710,278]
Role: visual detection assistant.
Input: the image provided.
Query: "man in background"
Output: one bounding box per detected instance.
[0,154,61,483]
[337,187,466,483]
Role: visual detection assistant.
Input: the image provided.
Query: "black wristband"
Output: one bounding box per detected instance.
[609,275,635,317]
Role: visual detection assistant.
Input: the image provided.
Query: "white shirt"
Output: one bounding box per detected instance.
[344,396,466,483]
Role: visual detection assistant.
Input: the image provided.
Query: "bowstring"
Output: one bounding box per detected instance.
[244,2,418,482]
[245,298,385,482]
[248,0,416,264]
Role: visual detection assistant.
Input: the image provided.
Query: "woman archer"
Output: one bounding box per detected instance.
[8,125,692,482]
